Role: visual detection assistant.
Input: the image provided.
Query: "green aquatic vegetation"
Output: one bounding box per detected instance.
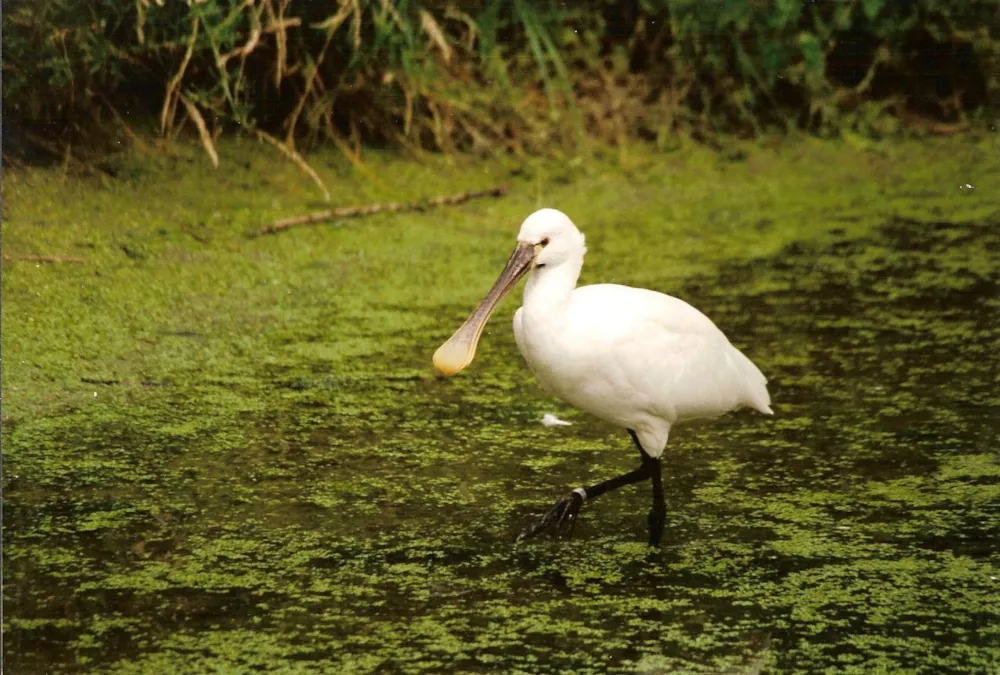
[4,136,1000,673]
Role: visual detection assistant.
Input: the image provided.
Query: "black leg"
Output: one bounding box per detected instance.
[579,455,656,499]
[647,455,666,546]
[630,430,667,547]
[517,429,665,544]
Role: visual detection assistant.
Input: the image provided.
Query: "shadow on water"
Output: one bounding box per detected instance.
[6,215,1000,673]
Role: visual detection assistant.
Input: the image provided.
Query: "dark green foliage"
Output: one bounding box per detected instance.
[639,0,1000,134]
[3,0,999,152]
[3,0,573,154]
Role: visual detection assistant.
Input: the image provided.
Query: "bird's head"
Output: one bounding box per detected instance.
[432,208,584,376]
[516,208,587,271]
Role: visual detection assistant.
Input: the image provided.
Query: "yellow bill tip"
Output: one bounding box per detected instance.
[432,338,475,377]
[432,241,535,377]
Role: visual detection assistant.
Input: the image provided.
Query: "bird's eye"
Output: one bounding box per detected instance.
[539,237,550,247]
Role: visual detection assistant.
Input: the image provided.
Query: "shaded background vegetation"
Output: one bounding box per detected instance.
[5,0,1000,162]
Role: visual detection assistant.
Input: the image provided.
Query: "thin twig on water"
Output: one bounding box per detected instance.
[4,255,87,264]
[257,183,510,236]
[81,377,171,387]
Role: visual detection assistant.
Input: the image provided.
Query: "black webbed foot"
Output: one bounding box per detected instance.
[517,489,585,543]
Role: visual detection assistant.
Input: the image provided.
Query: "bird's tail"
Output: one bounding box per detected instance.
[735,348,773,415]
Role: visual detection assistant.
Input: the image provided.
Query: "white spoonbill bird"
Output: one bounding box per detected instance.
[433,208,772,545]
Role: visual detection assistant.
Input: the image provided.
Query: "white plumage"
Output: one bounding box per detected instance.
[433,208,772,544]
[512,222,771,457]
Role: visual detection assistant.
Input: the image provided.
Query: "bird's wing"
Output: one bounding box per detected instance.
[568,284,723,341]
[570,284,770,418]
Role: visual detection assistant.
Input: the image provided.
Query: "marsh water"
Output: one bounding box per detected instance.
[4,139,999,672]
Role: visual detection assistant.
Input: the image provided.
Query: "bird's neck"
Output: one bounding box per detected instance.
[522,256,581,322]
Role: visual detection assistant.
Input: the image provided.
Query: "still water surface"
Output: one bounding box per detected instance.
[5,164,999,673]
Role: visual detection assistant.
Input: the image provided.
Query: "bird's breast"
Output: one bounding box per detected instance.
[516,310,645,427]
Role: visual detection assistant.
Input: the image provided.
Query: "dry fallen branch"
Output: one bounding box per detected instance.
[4,254,87,264]
[419,9,452,63]
[100,94,154,154]
[3,152,27,169]
[21,132,109,177]
[284,26,335,147]
[218,3,264,69]
[258,183,510,236]
[81,377,171,387]
[161,16,200,135]
[254,128,331,200]
[180,94,220,167]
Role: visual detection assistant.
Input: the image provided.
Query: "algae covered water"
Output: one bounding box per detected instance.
[3,138,999,672]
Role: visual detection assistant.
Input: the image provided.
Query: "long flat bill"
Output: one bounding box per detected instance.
[433,242,535,376]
